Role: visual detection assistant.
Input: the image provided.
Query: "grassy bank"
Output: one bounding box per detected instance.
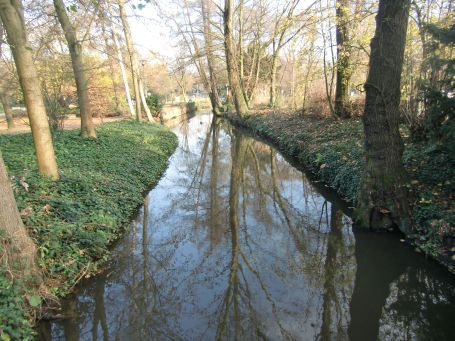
[0,120,177,339]
[228,110,454,272]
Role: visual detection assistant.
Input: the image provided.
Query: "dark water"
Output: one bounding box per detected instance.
[39,113,454,341]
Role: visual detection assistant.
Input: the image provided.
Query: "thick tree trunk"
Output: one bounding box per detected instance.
[0,152,40,277]
[0,0,59,179]
[118,0,142,121]
[53,0,96,138]
[201,0,222,115]
[357,0,412,234]
[0,92,15,129]
[334,0,352,118]
[224,0,248,116]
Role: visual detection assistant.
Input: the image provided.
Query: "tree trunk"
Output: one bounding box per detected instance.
[201,0,222,115]
[139,79,153,122]
[224,0,248,116]
[269,53,278,107]
[118,0,142,121]
[0,92,15,129]
[334,0,352,118]
[111,30,135,117]
[0,0,59,179]
[53,0,96,138]
[0,152,40,277]
[357,0,412,234]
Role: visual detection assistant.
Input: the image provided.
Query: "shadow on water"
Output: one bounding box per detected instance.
[38,113,455,341]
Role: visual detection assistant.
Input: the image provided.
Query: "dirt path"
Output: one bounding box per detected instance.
[0,114,126,135]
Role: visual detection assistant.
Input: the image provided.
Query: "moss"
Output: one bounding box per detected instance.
[0,120,177,338]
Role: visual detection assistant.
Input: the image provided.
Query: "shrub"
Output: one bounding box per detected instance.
[145,91,163,115]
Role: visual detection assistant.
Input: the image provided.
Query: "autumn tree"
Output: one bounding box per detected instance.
[357,0,412,234]
[0,0,59,179]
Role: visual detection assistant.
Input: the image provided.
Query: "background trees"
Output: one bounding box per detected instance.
[0,0,452,269]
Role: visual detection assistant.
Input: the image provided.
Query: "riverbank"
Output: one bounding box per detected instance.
[227,109,454,273]
[0,120,178,339]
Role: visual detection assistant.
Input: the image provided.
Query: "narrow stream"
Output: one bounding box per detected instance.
[39,113,454,341]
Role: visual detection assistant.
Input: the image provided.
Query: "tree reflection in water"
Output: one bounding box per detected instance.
[41,113,455,341]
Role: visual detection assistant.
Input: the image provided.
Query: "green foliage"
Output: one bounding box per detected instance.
[0,270,34,340]
[0,120,177,336]
[186,100,198,113]
[145,91,163,115]
[415,21,454,150]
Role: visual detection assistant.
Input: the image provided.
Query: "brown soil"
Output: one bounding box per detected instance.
[0,115,126,135]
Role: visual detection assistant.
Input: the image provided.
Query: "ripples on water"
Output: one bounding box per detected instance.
[39,113,455,341]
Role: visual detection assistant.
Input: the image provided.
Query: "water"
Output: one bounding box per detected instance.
[38,113,455,341]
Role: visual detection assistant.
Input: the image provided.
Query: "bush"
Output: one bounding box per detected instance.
[186,100,198,113]
[145,91,163,115]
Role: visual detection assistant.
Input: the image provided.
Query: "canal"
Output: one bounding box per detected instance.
[39,113,455,340]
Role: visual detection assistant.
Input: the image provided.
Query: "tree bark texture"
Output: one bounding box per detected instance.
[335,0,352,118]
[0,152,39,276]
[358,0,412,235]
[53,0,96,138]
[224,0,248,116]
[118,0,142,121]
[0,0,59,179]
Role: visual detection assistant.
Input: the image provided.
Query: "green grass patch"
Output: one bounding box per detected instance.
[0,120,177,338]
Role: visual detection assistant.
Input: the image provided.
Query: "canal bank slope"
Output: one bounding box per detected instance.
[227,109,454,273]
[0,120,177,339]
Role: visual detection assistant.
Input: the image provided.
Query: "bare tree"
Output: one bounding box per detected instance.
[118,0,142,121]
[224,0,248,115]
[201,0,223,115]
[53,0,97,137]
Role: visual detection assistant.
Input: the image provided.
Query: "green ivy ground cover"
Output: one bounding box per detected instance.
[0,120,177,339]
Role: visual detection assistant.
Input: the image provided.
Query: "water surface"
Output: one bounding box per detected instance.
[39,113,455,341]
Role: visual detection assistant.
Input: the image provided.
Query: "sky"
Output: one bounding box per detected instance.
[128,1,179,62]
